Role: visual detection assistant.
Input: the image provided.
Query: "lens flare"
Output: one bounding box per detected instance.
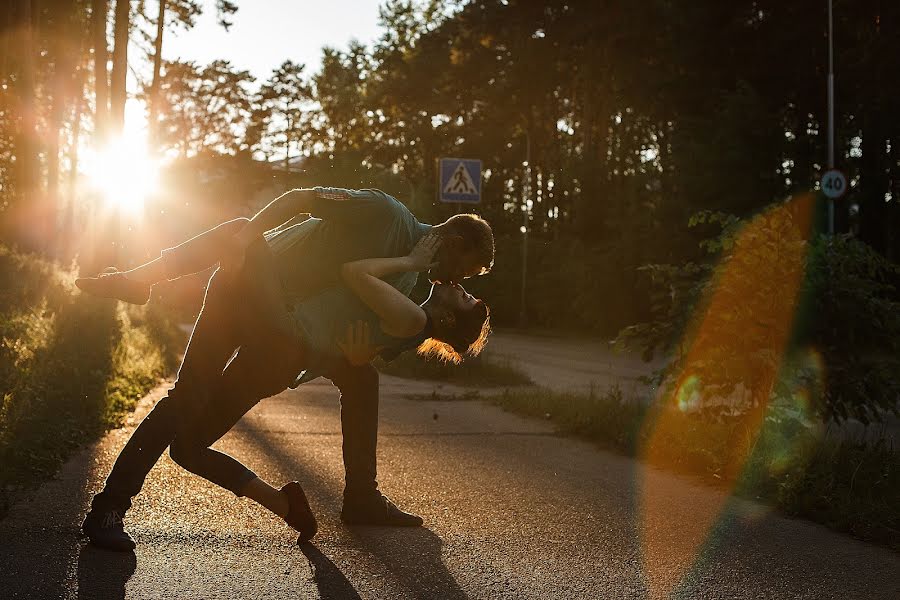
[639,193,816,599]
[82,133,159,219]
[675,374,701,412]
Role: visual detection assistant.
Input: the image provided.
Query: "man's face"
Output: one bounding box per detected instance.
[429,245,484,285]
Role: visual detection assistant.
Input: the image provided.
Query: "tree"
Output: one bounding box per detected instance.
[109,0,130,134]
[153,59,256,157]
[91,0,109,142]
[259,60,314,170]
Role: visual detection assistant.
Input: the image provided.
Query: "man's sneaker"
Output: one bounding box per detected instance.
[341,493,423,527]
[75,269,151,305]
[81,508,136,552]
[282,481,317,541]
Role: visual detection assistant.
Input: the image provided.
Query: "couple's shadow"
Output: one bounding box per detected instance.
[300,526,467,600]
[74,528,462,600]
[76,544,136,599]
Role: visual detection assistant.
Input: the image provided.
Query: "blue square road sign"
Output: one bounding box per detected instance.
[439,158,481,204]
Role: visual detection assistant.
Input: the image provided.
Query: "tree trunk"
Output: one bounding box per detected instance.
[64,95,84,260]
[1,2,14,79]
[47,2,78,256]
[92,0,109,142]
[148,0,165,146]
[13,0,40,249]
[109,0,130,135]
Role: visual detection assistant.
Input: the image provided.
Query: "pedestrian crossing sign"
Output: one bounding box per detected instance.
[439,158,482,204]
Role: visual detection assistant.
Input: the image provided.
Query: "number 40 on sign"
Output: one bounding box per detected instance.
[821,169,848,199]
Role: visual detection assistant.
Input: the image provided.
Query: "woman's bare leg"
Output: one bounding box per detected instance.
[121,256,168,284]
[145,217,251,282]
[76,218,250,303]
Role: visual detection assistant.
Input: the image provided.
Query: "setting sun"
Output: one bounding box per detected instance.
[82,133,160,218]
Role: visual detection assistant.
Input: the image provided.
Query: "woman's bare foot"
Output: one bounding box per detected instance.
[75,269,151,305]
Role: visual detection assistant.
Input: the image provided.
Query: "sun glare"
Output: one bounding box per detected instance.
[638,193,817,599]
[83,133,160,218]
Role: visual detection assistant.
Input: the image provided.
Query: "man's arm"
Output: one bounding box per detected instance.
[234,188,316,247]
[220,186,399,272]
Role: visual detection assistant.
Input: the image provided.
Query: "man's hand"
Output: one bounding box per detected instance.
[407,232,442,272]
[336,320,383,366]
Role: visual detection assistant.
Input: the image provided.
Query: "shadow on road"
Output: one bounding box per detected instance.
[344,525,468,600]
[299,542,363,600]
[239,420,468,599]
[76,544,136,599]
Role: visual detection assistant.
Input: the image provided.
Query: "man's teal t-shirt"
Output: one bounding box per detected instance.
[264,187,431,385]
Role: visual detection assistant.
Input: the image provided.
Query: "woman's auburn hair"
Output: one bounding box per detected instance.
[416,302,491,364]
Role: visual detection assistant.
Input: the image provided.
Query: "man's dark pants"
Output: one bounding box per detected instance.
[92,234,381,513]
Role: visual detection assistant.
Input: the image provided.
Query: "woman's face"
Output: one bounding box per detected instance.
[430,282,480,312]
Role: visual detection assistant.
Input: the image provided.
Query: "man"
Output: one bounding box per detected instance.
[79,186,494,551]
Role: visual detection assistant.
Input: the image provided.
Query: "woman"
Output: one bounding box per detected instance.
[76,223,490,541]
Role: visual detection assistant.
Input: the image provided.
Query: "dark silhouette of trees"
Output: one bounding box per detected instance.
[2,0,899,329]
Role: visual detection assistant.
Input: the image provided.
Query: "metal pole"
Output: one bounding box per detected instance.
[519,131,530,326]
[827,0,835,234]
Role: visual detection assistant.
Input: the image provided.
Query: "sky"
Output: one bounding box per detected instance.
[164,0,385,80]
[122,0,386,145]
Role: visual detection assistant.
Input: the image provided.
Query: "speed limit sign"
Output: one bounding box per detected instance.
[821,169,848,199]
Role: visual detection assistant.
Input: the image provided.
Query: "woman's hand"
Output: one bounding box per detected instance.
[336,320,384,366]
[407,232,442,272]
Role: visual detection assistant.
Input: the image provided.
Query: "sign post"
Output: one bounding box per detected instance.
[438,158,482,205]
[827,0,836,233]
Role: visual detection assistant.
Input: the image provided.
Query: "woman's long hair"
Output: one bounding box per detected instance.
[417,301,490,364]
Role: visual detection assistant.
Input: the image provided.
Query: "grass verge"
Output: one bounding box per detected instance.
[0,246,182,516]
[487,386,899,550]
[374,351,532,387]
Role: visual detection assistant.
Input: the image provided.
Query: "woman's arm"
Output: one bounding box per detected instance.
[340,233,441,338]
[341,257,426,338]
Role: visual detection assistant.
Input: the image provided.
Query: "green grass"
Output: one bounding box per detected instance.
[0,245,182,516]
[374,351,532,387]
[487,386,900,550]
[402,390,485,402]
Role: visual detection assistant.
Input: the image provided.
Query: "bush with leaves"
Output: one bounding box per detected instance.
[616,200,900,424]
[796,234,900,423]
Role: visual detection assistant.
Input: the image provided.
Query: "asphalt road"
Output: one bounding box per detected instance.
[1,370,898,599]
[483,329,661,395]
[485,329,900,445]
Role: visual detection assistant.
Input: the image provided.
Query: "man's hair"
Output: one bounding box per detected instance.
[416,301,491,364]
[442,213,494,274]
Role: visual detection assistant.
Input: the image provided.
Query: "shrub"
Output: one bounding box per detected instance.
[615,198,900,424]
[0,245,180,512]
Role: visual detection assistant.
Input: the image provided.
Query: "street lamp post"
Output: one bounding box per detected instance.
[520,131,531,327]
[827,0,835,234]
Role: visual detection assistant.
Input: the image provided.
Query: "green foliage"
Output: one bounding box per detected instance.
[489,385,899,550]
[797,234,900,424]
[492,384,645,452]
[0,245,181,513]
[617,204,900,425]
[152,59,257,156]
[257,60,315,161]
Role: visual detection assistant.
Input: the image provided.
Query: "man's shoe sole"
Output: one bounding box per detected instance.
[80,529,136,552]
